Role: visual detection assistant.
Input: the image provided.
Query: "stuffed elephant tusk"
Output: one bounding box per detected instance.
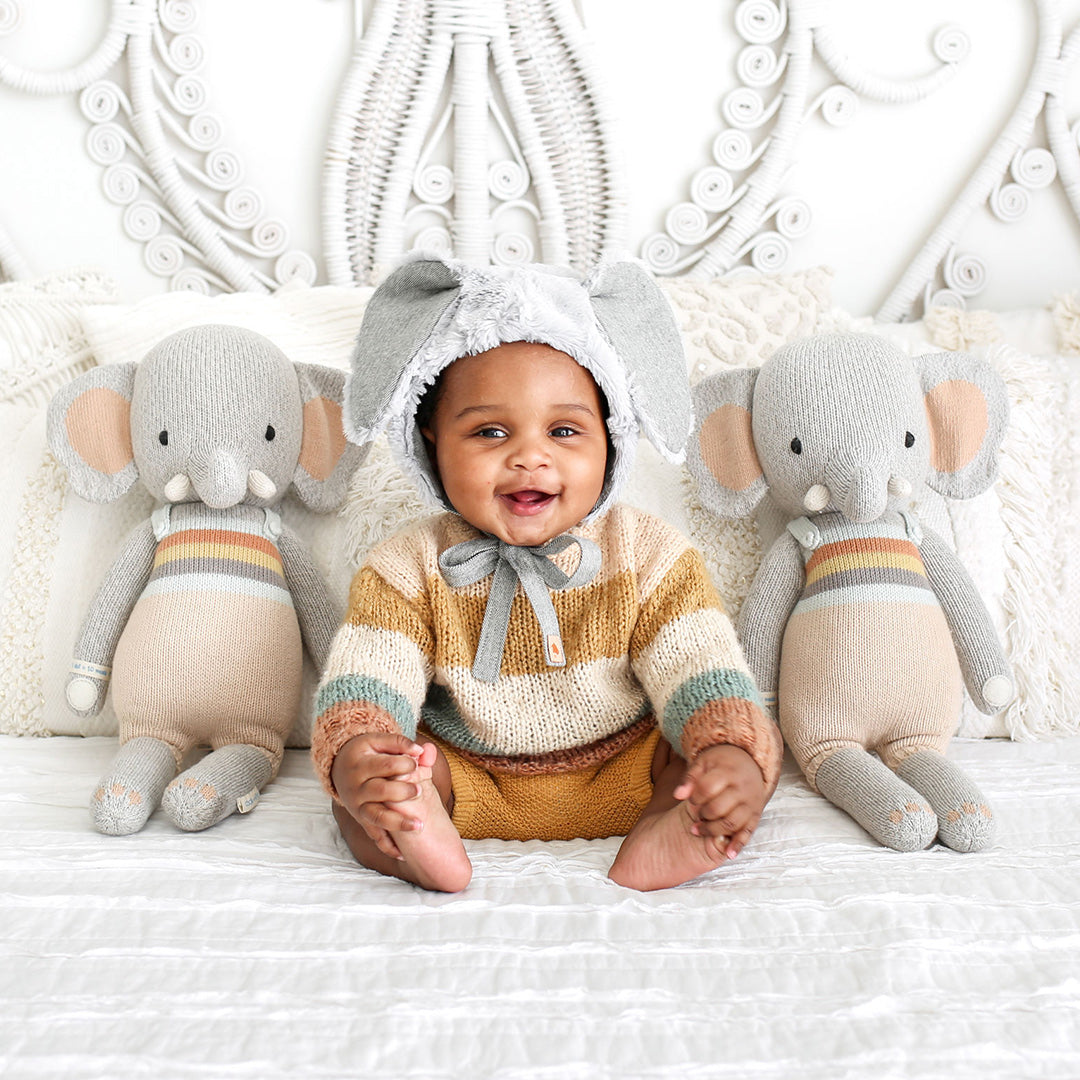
[164,473,192,502]
[803,484,830,513]
[247,470,277,499]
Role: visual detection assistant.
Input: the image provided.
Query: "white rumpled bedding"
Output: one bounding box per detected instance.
[2,733,1078,1080]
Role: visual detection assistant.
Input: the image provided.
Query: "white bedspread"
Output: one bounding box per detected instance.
[2,734,1078,1079]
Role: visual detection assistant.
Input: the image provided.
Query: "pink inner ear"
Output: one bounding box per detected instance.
[925,380,988,474]
[299,397,348,481]
[66,388,133,475]
[700,404,763,492]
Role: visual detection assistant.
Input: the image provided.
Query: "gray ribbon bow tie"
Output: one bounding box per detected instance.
[439,533,602,683]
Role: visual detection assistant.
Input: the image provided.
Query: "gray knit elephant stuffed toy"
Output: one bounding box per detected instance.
[47,324,362,835]
[685,333,1013,852]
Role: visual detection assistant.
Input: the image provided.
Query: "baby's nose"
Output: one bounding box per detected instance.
[509,435,551,469]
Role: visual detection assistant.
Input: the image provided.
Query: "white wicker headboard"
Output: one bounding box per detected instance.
[1,0,1079,320]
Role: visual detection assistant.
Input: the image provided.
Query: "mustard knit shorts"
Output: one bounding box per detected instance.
[423,726,662,842]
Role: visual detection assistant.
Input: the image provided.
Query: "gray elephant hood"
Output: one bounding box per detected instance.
[344,253,691,520]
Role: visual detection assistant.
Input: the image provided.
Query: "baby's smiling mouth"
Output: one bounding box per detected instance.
[499,489,557,516]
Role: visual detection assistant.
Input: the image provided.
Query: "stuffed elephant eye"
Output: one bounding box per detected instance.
[265,424,276,442]
[790,437,803,455]
[158,430,169,447]
[905,431,915,448]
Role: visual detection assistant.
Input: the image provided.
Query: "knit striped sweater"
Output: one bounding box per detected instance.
[791,514,936,615]
[311,504,781,798]
[144,504,293,607]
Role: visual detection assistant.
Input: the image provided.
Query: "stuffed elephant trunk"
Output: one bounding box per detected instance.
[835,464,889,523]
[187,448,250,509]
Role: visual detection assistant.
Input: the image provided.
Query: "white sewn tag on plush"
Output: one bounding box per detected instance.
[236,788,261,814]
[71,659,111,680]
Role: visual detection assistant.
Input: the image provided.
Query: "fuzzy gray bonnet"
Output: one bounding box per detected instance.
[344,254,692,521]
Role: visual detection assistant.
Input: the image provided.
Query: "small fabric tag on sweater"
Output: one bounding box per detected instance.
[236,788,261,814]
[546,634,566,665]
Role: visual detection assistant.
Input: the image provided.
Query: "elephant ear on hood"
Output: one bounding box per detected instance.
[686,368,768,519]
[585,260,692,463]
[292,363,366,513]
[916,350,1009,500]
[344,257,462,445]
[46,363,140,503]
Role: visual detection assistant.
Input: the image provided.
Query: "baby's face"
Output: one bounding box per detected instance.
[422,341,608,547]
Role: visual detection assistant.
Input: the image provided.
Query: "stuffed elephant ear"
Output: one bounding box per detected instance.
[292,363,366,513]
[685,368,768,519]
[46,363,140,503]
[586,261,692,462]
[345,257,462,445]
[916,351,1009,500]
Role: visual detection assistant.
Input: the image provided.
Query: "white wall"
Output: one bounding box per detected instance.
[1,0,1079,316]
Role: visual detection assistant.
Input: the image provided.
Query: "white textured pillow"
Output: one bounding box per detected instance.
[1,268,120,406]
[79,280,373,372]
[660,266,833,384]
[1052,292,1080,355]
[0,271,123,736]
[666,267,835,618]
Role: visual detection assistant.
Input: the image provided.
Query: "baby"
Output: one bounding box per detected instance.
[311,256,782,892]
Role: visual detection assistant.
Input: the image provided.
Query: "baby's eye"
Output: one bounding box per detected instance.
[475,427,507,439]
[550,426,578,438]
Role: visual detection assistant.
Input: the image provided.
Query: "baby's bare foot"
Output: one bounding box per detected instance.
[388,754,472,893]
[608,801,734,891]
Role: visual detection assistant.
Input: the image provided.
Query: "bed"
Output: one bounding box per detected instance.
[3,734,1079,1079]
[2,2,1080,1078]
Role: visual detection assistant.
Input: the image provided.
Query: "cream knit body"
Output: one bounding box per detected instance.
[779,512,964,787]
[112,502,303,770]
[311,504,780,798]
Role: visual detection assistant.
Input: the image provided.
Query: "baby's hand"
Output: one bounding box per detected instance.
[330,733,438,860]
[673,744,767,860]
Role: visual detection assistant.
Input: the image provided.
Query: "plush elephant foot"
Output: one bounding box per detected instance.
[161,744,273,832]
[894,750,995,853]
[90,736,177,836]
[815,748,938,852]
